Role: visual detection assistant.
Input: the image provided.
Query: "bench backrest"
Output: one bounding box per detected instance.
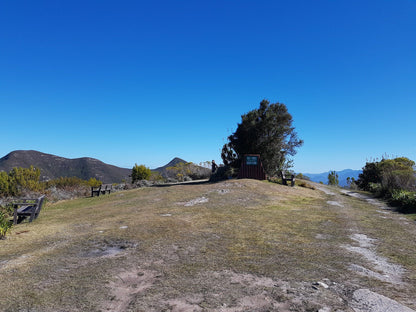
[30,195,45,222]
[91,184,112,196]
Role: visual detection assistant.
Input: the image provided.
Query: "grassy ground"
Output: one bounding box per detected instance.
[1,179,415,311]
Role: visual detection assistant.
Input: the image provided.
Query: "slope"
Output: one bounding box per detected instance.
[0,150,131,183]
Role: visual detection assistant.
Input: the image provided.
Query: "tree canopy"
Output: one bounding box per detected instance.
[221,99,303,176]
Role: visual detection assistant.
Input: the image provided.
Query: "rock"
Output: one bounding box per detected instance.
[351,289,416,312]
[312,281,329,289]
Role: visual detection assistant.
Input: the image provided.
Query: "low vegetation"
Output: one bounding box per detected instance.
[0,167,103,199]
[167,161,211,181]
[356,157,416,213]
[0,167,105,238]
[131,164,151,183]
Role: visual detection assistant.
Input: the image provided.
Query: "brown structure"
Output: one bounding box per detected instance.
[238,154,266,180]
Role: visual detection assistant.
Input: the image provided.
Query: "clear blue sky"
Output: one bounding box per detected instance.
[1,0,415,173]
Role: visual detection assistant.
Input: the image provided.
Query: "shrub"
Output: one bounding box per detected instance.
[357,161,382,191]
[389,190,416,213]
[149,172,165,183]
[87,178,102,188]
[296,173,310,181]
[297,181,315,190]
[166,162,192,182]
[367,182,384,196]
[132,164,151,183]
[46,177,90,189]
[209,166,234,182]
[0,171,10,197]
[0,166,43,197]
[9,166,43,193]
[357,157,415,194]
[0,210,12,239]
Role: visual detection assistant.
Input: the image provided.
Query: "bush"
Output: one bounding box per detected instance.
[87,178,102,188]
[166,162,192,182]
[0,172,10,197]
[9,166,43,193]
[389,190,416,213]
[297,181,315,190]
[0,210,12,239]
[132,164,151,183]
[357,161,382,191]
[0,166,43,197]
[209,166,236,182]
[357,157,415,194]
[46,177,91,189]
[367,182,384,196]
[295,173,310,181]
[149,172,165,183]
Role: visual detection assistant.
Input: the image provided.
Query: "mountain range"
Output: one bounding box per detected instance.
[0,150,210,183]
[0,150,361,186]
[0,150,131,183]
[303,169,362,187]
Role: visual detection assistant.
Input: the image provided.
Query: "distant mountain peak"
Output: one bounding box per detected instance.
[303,169,362,187]
[162,157,188,168]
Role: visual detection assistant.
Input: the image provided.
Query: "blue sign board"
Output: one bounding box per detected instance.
[246,156,258,165]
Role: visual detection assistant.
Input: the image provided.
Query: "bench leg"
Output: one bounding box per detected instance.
[29,210,36,222]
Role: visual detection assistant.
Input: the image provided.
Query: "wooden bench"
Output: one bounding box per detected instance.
[91,184,112,197]
[13,195,46,225]
[281,171,296,187]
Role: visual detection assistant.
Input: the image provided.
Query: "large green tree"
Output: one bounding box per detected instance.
[221,99,303,176]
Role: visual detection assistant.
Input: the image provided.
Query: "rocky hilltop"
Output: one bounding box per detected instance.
[153,157,211,180]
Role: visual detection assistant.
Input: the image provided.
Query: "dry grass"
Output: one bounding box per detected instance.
[1,179,416,311]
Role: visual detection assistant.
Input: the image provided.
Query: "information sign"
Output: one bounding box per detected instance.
[246,156,258,165]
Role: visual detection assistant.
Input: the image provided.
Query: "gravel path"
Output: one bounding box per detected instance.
[317,184,416,312]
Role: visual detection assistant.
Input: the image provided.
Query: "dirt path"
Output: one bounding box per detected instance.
[316,184,416,312]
